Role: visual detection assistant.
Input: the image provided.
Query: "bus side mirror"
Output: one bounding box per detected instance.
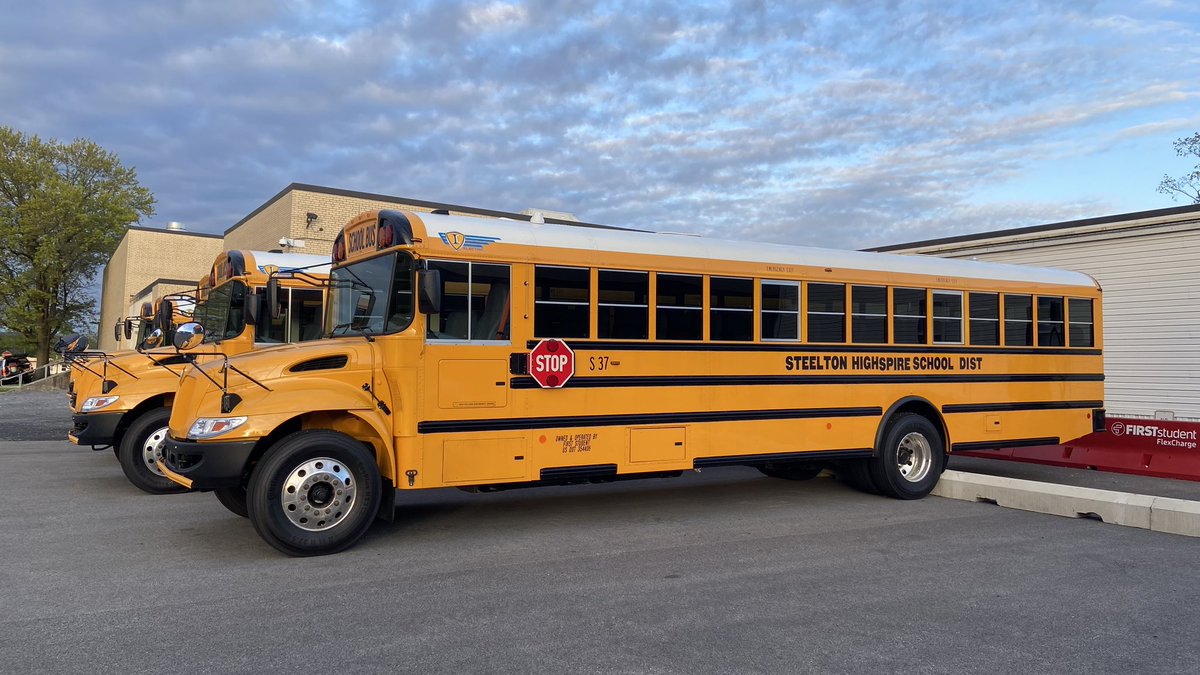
[156,300,175,333]
[266,278,280,320]
[143,328,164,350]
[113,322,122,341]
[124,318,134,341]
[244,290,261,326]
[66,334,89,353]
[56,333,86,354]
[172,323,205,351]
[418,269,442,315]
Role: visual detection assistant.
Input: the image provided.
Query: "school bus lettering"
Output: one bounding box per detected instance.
[785,355,988,372]
[346,223,377,255]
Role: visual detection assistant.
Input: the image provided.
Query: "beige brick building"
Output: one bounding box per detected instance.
[97,183,585,350]
[99,227,224,351]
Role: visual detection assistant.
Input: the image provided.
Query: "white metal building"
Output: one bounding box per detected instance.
[868,204,1200,421]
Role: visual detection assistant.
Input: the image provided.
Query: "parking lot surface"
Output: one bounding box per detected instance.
[1,428,1197,674]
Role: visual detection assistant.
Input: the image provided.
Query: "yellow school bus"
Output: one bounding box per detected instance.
[160,210,1104,556]
[69,250,329,494]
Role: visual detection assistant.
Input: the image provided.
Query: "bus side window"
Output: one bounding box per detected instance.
[932,291,963,344]
[256,286,287,343]
[710,277,753,341]
[851,285,887,343]
[807,283,846,343]
[291,289,325,342]
[535,266,590,338]
[598,270,648,339]
[427,261,470,340]
[761,280,800,341]
[1037,296,1064,346]
[893,288,927,344]
[969,292,1000,345]
[656,273,702,340]
[1068,298,1094,347]
[470,264,511,341]
[1004,294,1033,346]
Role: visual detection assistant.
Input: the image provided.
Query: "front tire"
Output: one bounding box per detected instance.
[117,407,187,494]
[247,430,382,556]
[867,413,945,500]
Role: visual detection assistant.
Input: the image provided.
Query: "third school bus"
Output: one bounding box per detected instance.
[160,210,1104,556]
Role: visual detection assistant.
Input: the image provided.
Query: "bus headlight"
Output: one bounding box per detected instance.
[81,396,120,412]
[188,417,248,440]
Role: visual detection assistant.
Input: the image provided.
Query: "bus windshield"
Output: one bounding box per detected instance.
[194,281,247,343]
[326,252,414,337]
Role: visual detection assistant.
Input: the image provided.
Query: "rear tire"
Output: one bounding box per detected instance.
[117,407,187,494]
[247,430,381,556]
[867,413,945,500]
[214,486,249,518]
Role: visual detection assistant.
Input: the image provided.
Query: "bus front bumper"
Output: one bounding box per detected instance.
[68,412,122,446]
[160,436,257,490]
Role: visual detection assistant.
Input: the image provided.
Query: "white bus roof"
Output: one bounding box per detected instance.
[416,213,1097,288]
[245,251,331,276]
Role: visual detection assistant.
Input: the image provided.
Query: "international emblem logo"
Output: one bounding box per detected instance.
[440,232,501,251]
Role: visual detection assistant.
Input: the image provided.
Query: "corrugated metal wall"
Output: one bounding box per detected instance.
[889,218,1200,420]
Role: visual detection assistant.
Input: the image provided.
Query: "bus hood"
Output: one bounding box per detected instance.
[170,339,379,439]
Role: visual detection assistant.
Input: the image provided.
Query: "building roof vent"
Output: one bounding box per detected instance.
[166,221,186,231]
[522,208,579,222]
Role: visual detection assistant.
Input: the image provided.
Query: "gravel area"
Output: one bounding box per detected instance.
[0,390,74,441]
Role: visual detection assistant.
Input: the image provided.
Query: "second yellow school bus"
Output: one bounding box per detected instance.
[160,210,1104,556]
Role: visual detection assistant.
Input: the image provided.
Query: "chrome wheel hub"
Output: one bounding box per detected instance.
[281,457,356,532]
[896,432,933,483]
[142,426,169,477]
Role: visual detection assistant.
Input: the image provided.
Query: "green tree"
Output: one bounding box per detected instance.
[0,127,155,366]
[1157,132,1200,204]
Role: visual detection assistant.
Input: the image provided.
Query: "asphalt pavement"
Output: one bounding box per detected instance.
[1,390,1198,673]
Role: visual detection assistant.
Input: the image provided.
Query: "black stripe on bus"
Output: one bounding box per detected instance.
[417,406,883,434]
[941,400,1104,414]
[527,340,1102,357]
[952,437,1060,452]
[509,373,1104,390]
[694,448,873,469]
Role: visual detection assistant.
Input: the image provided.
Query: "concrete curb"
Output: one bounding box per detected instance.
[933,470,1200,537]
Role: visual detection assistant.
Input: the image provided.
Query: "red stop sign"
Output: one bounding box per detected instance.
[529,339,575,389]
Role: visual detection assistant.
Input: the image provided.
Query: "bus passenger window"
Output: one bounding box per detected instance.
[807,283,845,343]
[427,261,470,340]
[535,266,590,338]
[470,264,511,341]
[968,292,1000,346]
[599,270,648,339]
[1037,296,1064,346]
[710,277,753,341]
[1004,294,1033,346]
[291,289,325,341]
[893,288,926,344]
[1068,298,1094,347]
[761,281,800,341]
[255,286,287,343]
[656,273,702,340]
[932,291,963,344]
[426,261,510,341]
[851,286,887,343]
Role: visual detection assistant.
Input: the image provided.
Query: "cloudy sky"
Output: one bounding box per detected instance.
[3,0,1199,250]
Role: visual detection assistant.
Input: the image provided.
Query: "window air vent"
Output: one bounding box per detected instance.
[290,355,349,372]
